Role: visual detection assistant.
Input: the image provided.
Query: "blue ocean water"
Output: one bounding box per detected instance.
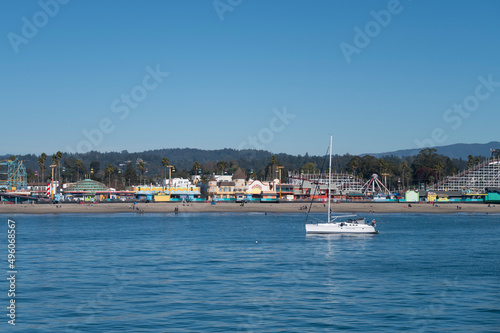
[1,212,499,332]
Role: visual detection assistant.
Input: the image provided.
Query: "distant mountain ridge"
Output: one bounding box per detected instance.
[367,141,500,160]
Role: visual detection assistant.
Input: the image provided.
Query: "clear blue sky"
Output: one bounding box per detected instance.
[1,0,499,156]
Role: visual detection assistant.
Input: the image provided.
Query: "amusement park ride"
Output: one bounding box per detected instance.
[362,173,390,196]
[0,158,27,190]
[432,149,500,193]
[289,171,391,196]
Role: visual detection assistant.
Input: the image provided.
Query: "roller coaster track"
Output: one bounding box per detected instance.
[289,172,366,193]
[432,158,500,192]
[0,159,27,189]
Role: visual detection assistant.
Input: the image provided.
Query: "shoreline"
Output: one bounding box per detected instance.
[0,202,499,215]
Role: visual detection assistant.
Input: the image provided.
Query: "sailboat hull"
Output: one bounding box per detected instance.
[305,222,378,234]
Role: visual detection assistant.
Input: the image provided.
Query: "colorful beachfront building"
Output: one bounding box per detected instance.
[484,187,500,203]
[208,174,237,201]
[276,184,295,201]
[207,168,287,202]
[63,179,135,202]
[207,169,252,201]
[207,167,350,202]
[134,178,201,202]
[246,179,272,201]
[404,190,419,202]
[287,180,331,201]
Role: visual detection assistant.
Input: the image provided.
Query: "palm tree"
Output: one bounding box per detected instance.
[269,155,278,179]
[475,157,480,166]
[400,161,408,190]
[467,155,474,169]
[138,161,145,184]
[192,161,201,175]
[161,157,169,180]
[106,164,114,188]
[350,160,358,177]
[51,154,61,183]
[56,151,63,182]
[38,153,47,182]
[434,161,444,183]
[217,161,227,174]
[9,155,16,161]
[52,154,60,186]
[379,159,388,174]
[75,159,83,181]
[37,157,43,183]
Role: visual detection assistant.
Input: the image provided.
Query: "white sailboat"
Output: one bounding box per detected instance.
[305,136,379,234]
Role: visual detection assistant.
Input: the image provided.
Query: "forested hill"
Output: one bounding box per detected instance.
[2,144,495,188]
[1,148,353,180]
[5,141,498,174]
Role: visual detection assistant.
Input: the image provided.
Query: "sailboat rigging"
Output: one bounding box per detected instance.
[305,136,379,234]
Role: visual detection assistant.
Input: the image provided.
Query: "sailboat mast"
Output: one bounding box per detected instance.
[328,136,332,223]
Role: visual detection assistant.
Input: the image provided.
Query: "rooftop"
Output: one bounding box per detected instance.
[232,168,246,180]
[65,179,109,192]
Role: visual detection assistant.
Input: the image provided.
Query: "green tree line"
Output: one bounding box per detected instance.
[5,148,490,190]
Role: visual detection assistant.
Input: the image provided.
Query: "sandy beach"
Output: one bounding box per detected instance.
[0,201,499,215]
